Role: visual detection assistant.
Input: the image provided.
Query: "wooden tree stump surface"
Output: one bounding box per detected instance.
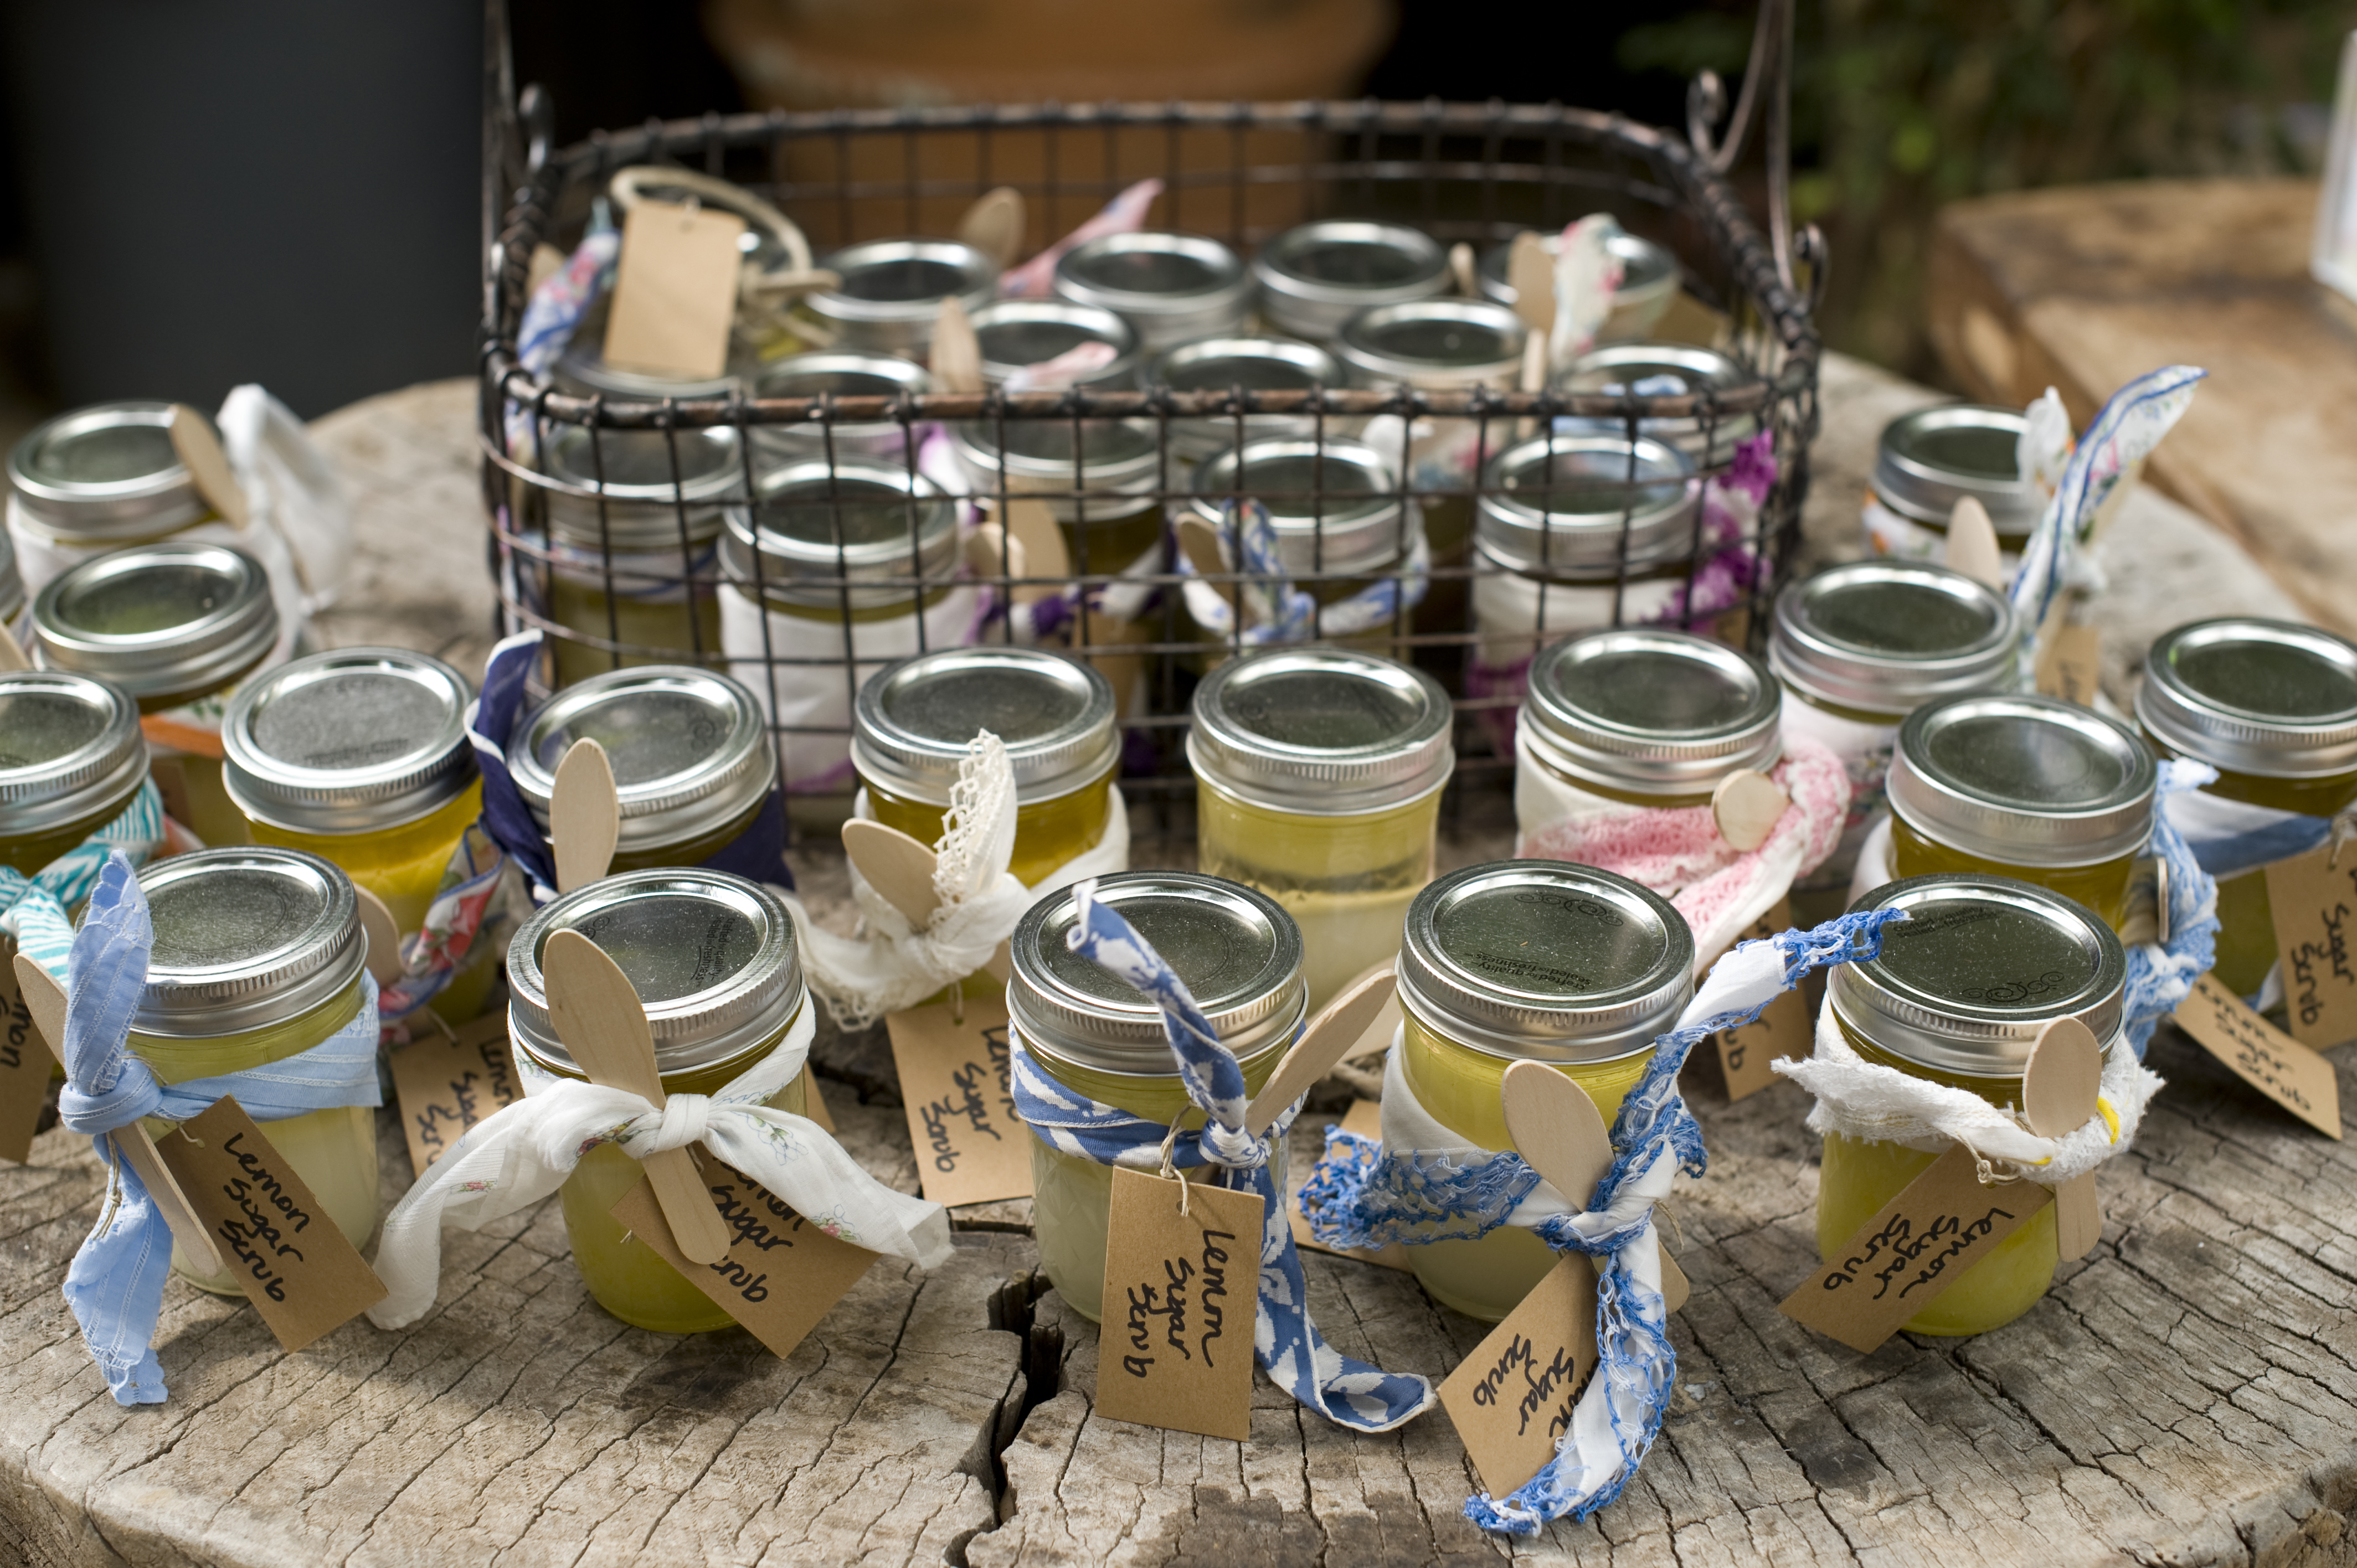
[2,369,2349,1566]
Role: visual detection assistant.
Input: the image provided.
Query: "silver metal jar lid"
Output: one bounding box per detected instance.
[719,460,959,611]
[32,541,278,704]
[508,666,776,853]
[1474,433,1700,580]
[0,528,23,626]
[970,298,1141,389]
[1398,860,1694,1064]
[509,869,806,1075]
[805,239,999,356]
[1187,436,1410,579]
[1769,560,2019,719]
[951,416,1163,493]
[1872,404,2041,538]
[1477,229,1681,315]
[1889,694,2158,869]
[1188,648,1453,815]
[1830,874,2126,1079]
[1053,233,1253,350]
[852,645,1118,808]
[223,648,476,835]
[6,401,211,541]
[1252,221,1450,342]
[1556,343,1764,465]
[131,847,366,1039]
[1009,871,1304,1076]
[749,351,930,461]
[1335,298,1526,390]
[539,424,741,551]
[1521,629,1783,797]
[1145,336,1342,462]
[0,670,147,839]
[2135,617,2357,781]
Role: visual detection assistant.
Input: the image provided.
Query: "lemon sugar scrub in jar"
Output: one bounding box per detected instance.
[1011,871,1303,1322]
[0,670,150,876]
[1391,860,1693,1322]
[506,868,810,1333]
[1189,647,1452,1010]
[1817,874,2126,1335]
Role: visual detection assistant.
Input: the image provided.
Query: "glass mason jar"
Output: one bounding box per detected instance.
[1887,695,2158,934]
[1146,336,1342,470]
[1335,298,1526,644]
[508,664,780,877]
[748,351,930,473]
[1189,647,1453,1010]
[854,645,1120,891]
[534,423,742,689]
[1012,871,1305,1322]
[1394,860,1695,1321]
[1556,343,1766,473]
[804,239,999,360]
[1768,560,2020,906]
[1476,228,1684,343]
[950,416,1166,577]
[1252,220,1450,343]
[1862,404,2044,567]
[131,848,379,1293]
[1054,232,1254,351]
[223,647,496,1020]
[970,300,1141,391]
[1820,873,2127,1335]
[1184,435,1425,654]
[2135,618,2357,996]
[32,540,279,850]
[0,670,149,876]
[507,868,811,1333]
[1471,433,1703,679]
[718,459,975,831]
[1516,626,1785,836]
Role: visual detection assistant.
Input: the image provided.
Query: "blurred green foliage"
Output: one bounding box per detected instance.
[1620,1,2353,377]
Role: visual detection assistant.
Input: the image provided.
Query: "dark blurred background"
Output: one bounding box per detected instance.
[0,0,2344,447]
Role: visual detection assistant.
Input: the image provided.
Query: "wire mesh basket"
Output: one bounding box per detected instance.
[477,18,1822,846]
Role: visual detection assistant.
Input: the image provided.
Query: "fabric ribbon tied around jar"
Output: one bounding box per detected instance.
[1514,733,1851,964]
[1176,498,1430,647]
[39,853,383,1405]
[367,987,952,1330]
[1007,880,1438,1432]
[1299,907,1906,1531]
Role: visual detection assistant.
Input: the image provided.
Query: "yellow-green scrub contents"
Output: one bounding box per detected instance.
[1886,694,2157,935]
[1188,647,1452,1010]
[1818,874,2127,1335]
[855,645,1120,891]
[508,664,782,883]
[30,539,281,850]
[1391,860,1695,1322]
[0,670,150,876]
[950,417,1166,576]
[2135,618,2357,997]
[128,848,382,1293]
[507,868,813,1333]
[1011,872,1304,1322]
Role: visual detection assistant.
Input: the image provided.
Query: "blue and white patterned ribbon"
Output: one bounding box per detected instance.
[1300,908,1906,1532]
[1008,880,1438,1433]
[505,199,621,460]
[2164,786,2334,883]
[2124,760,2222,1052]
[1177,499,1429,646]
[0,777,168,983]
[55,853,383,1405]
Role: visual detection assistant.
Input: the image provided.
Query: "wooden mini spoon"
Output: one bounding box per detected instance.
[550,737,619,895]
[353,887,405,988]
[930,297,985,394]
[2023,1015,2103,1261]
[13,954,225,1276]
[0,627,27,673]
[1506,231,1555,336]
[542,929,731,1265]
[841,819,1015,984]
[1712,768,1790,853]
[1944,496,2005,590]
[1243,969,1397,1138]
[167,404,249,529]
[1501,1059,1691,1313]
[956,186,1027,271]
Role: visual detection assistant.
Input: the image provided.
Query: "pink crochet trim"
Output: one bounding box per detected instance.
[1520,736,1850,937]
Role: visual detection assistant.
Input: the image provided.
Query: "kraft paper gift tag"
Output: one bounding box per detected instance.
[1095,1165,1263,1442]
[389,1012,520,1175]
[603,198,747,380]
[157,1096,389,1354]
[886,995,1032,1208]
[0,938,51,1165]
[2173,974,2343,1138]
[1439,1255,1600,1495]
[1779,1141,2051,1354]
[2263,842,2357,1049]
